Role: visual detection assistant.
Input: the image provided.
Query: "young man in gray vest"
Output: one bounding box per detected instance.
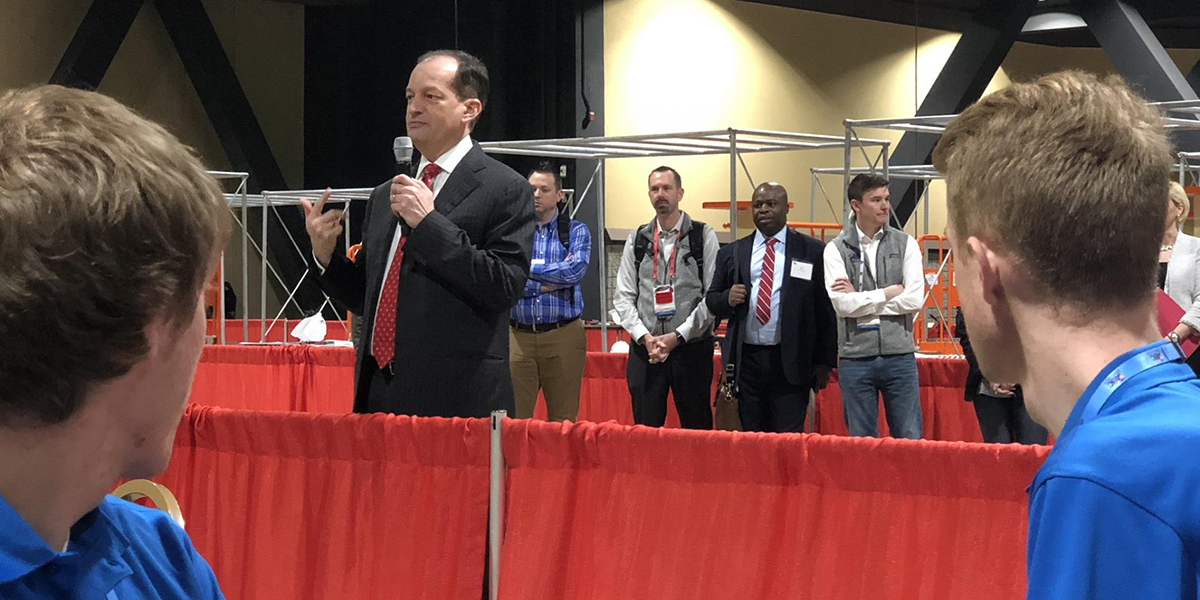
[612,166,720,429]
[823,174,925,438]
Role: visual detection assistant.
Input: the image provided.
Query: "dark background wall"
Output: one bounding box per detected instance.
[303,0,605,319]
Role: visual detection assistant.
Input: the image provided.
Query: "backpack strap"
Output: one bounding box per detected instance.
[556,208,574,305]
[632,223,653,273]
[687,220,707,284]
[633,221,706,285]
[556,205,571,250]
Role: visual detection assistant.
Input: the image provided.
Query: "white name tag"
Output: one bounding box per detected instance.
[790,260,813,280]
[531,258,546,266]
[653,285,677,318]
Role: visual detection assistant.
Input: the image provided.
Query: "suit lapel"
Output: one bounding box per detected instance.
[373,186,400,272]
[738,234,753,290]
[731,234,754,390]
[735,236,753,325]
[780,230,799,309]
[434,144,484,216]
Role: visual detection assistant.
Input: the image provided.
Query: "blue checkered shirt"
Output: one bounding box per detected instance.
[511,212,591,325]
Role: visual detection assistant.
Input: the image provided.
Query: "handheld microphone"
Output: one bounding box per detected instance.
[393,136,414,177]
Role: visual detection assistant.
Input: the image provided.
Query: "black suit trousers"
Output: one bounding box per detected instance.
[737,344,808,433]
[627,340,714,429]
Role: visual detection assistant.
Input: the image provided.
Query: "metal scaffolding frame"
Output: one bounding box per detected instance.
[1154,100,1200,131]
[1179,151,1200,187]
[846,99,1200,142]
[209,171,248,345]
[479,128,890,350]
[809,165,942,237]
[217,183,373,343]
[838,98,1200,222]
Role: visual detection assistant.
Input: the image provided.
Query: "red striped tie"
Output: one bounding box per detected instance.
[372,163,443,368]
[755,238,777,325]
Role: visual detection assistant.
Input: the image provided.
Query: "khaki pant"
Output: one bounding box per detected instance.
[509,319,586,421]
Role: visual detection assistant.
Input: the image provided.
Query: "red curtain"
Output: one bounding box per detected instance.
[498,418,1048,600]
[156,405,489,600]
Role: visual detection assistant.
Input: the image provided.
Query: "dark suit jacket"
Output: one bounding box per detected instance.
[955,310,1023,403]
[956,311,982,402]
[705,229,838,391]
[313,143,534,417]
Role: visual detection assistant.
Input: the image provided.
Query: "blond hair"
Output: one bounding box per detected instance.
[1169,181,1190,229]
[0,85,229,425]
[933,71,1173,311]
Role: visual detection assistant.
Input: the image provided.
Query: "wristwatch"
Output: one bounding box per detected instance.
[675,332,685,345]
[1168,331,1182,345]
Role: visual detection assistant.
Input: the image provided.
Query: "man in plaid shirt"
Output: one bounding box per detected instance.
[509,165,593,421]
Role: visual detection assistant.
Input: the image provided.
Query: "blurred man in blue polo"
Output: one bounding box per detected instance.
[0,86,228,598]
[509,164,592,421]
[935,71,1200,599]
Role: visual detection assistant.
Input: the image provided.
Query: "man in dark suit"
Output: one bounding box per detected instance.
[705,182,837,432]
[954,310,1046,444]
[301,50,534,418]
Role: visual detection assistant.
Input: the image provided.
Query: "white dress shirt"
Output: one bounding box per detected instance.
[316,134,474,350]
[822,223,925,326]
[744,228,787,346]
[368,134,474,348]
[611,214,719,344]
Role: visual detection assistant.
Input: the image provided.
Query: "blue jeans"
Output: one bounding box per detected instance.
[838,353,922,439]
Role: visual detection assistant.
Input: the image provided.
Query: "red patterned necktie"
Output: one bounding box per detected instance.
[372,163,443,368]
[755,238,777,325]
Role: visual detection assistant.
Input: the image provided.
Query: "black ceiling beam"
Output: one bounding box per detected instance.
[154,0,287,192]
[155,0,326,312]
[1071,0,1200,152]
[886,0,1040,226]
[1072,0,1198,101]
[50,0,144,89]
[734,0,973,34]
[1188,58,1200,94]
[268,0,368,4]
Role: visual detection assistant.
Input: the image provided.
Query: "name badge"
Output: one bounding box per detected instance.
[653,285,677,318]
[531,258,546,266]
[857,316,882,330]
[790,260,813,280]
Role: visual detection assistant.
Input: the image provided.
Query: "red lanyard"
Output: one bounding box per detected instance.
[651,222,678,283]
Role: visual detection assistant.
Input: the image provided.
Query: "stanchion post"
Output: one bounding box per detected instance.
[488,410,506,600]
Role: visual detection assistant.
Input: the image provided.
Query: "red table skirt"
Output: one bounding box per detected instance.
[206,318,352,343]
[192,345,355,413]
[191,346,982,441]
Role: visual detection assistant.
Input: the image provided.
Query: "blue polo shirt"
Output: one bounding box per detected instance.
[1027,341,1200,599]
[0,492,223,599]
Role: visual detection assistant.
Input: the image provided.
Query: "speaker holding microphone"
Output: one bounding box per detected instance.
[394,136,415,178]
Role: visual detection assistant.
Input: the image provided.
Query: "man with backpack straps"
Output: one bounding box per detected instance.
[509,165,593,421]
[611,166,720,429]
